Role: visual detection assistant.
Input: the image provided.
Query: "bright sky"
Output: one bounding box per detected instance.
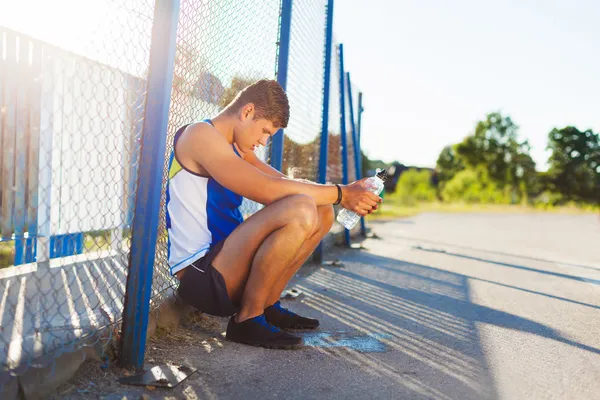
[334,0,600,170]
[3,0,598,171]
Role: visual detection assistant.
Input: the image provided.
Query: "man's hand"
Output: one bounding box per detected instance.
[340,178,383,216]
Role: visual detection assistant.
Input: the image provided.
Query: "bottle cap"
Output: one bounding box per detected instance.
[376,169,388,182]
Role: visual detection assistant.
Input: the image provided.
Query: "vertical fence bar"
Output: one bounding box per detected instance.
[1,32,16,242]
[14,38,30,265]
[346,72,361,181]
[314,0,335,263]
[357,93,363,147]
[25,43,42,263]
[357,92,366,236]
[346,73,364,237]
[36,48,54,264]
[338,44,350,247]
[0,29,4,242]
[119,0,180,371]
[270,0,293,172]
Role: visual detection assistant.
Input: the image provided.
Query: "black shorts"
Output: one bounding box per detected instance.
[176,240,239,317]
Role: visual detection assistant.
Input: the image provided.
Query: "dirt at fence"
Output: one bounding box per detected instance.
[49,310,228,400]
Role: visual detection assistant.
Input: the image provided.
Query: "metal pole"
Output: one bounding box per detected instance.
[270,0,293,172]
[357,93,364,145]
[346,72,361,182]
[119,0,180,371]
[314,0,334,263]
[338,44,350,247]
[347,73,366,239]
[357,92,366,236]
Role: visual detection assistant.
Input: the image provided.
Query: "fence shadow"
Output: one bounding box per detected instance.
[295,251,600,399]
[413,247,600,285]
[0,252,129,375]
[386,232,600,272]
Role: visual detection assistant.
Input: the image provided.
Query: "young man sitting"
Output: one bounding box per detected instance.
[167,79,381,349]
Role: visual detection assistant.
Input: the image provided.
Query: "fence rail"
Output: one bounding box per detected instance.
[0,0,366,390]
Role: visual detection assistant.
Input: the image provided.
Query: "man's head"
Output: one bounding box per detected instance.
[225,79,289,153]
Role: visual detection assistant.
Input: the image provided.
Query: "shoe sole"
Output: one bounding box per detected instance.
[284,325,319,331]
[226,337,304,350]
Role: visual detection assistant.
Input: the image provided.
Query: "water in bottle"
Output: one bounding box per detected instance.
[337,169,387,230]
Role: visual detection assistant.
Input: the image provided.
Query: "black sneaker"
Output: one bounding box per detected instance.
[226,314,304,349]
[265,301,320,330]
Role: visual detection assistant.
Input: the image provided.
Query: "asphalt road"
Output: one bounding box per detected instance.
[65,212,600,400]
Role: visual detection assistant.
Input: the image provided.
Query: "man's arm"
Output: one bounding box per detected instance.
[239,147,287,179]
[176,123,380,214]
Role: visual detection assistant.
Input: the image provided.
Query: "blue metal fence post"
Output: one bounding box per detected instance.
[338,44,350,247]
[357,92,366,236]
[314,0,334,263]
[119,0,180,371]
[346,71,366,237]
[270,0,293,172]
[346,72,365,236]
[346,72,361,181]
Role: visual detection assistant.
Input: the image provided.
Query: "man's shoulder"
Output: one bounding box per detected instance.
[178,121,223,150]
[182,120,214,136]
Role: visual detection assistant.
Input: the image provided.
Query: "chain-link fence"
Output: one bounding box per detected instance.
[281,0,327,181]
[349,79,364,179]
[327,39,344,184]
[0,0,154,391]
[151,0,282,307]
[0,0,365,391]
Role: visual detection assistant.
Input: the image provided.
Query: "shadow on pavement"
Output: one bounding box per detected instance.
[387,232,600,272]
[413,247,600,285]
[295,250,600,399]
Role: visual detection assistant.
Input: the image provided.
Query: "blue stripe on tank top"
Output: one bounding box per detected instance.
[202,118,244,244]
[206,178,244,245]
[168,118,244,249]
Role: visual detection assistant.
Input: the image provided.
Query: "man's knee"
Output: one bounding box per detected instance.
[286,194,318,234]
[317,205,335,233]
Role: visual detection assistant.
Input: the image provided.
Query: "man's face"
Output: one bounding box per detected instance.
[235,105,278,153]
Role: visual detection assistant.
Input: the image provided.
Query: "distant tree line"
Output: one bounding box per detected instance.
[368,112,599,207]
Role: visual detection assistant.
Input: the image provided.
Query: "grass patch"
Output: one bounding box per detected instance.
[0,241,15,269]
[367,197,599,221]
[84,232,112,252]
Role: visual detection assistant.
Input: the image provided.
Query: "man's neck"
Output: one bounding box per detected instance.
[210,113,236,144]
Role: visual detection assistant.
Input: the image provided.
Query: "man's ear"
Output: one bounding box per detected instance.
[241,103,255,121]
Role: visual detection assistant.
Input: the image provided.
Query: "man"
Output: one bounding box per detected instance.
[167,79,381,349]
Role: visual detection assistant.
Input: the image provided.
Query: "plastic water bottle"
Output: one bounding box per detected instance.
[336,169,388,230]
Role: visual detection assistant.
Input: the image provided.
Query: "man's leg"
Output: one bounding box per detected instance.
[210,194,319,322]
[264,205,334,307]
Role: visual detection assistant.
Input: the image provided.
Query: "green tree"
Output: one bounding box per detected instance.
[455,112,534,186]
[435,145,464,185]
[546,126,600,204]
[394,169,437,205]
[442,112,538,202]
[442,167,509,204]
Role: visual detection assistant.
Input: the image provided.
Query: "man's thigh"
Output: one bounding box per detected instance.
[211,194,316,301]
